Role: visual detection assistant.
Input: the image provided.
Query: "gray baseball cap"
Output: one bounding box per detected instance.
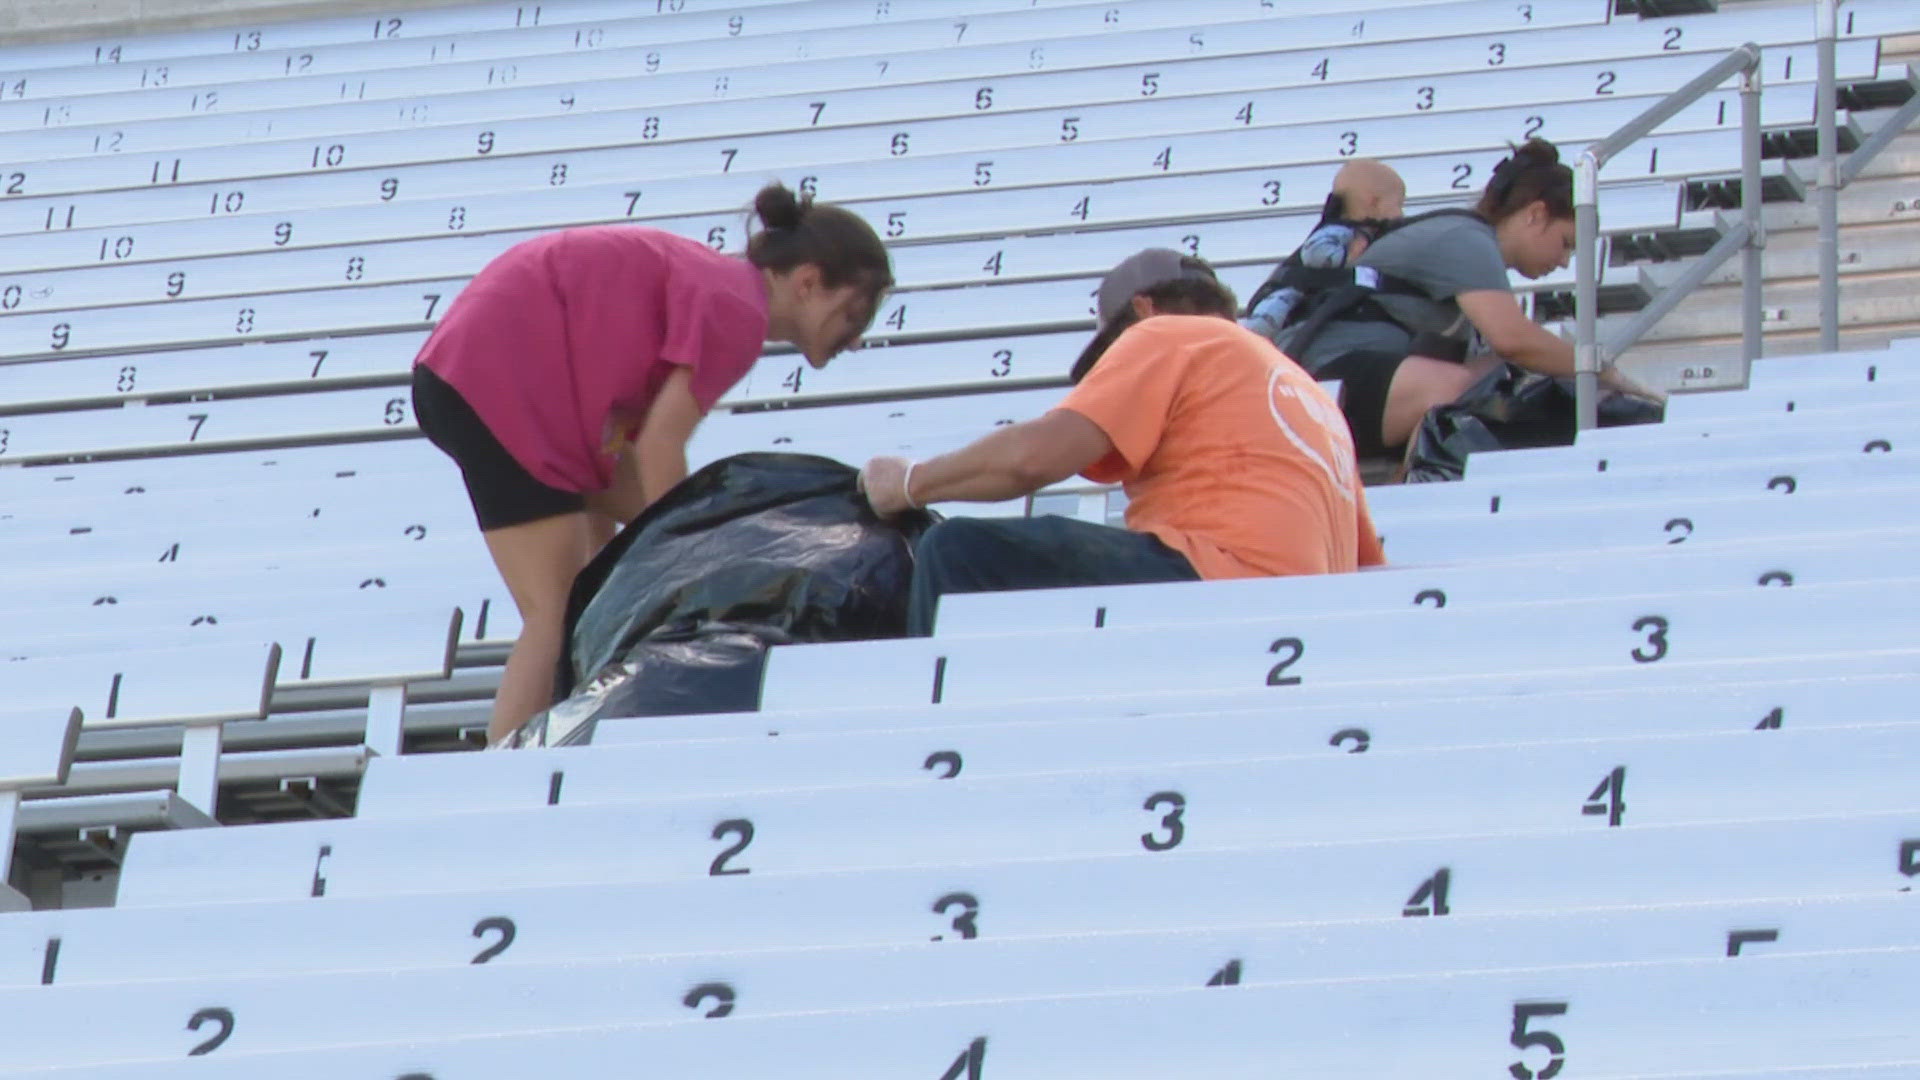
[1094,248,1220,327]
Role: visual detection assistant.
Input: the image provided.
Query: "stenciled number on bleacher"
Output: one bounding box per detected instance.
[884,305,906,332]
[186,413,209,441]
[1524,115,1544,140]
[1059,116,1079,143]
[939,1037,987,1080]
[989,349,1011,378]
[1152,146,1171,172]
[1140,791,1186,851]
[1235,101,1253,126]
[1265,637,1304,686]
[1330,728,1369,753]
[781,365,803,393]
[373,17,403,39]
[1451,163,1473,190]
[1206,959,1242,986]
[166,272,186,298]
[886,211,907,238]
[1508,1002,1568,1080]
[0,284,18,309]
[274,222,294,247]
[235,308,256,334]
[1415,86,1434,111]
[309,349,329,378]
[1140,72,1160,97]
[708,226,728,251]
[728,15,745,37]
[99,236,135,261]
[1663,517,1693,544]
[1487,42,1507,66]
[923,750,963,779]
[118,365,136,392]
[384,398,409,425]
[1310,57,1329,81]
[423,294,443,320]
[1582,766,1626,827]
[469,916,516,963]
[640,116,659,142]
[931,893,980,941]
[346,256,365,282]
[683,983,736,1018]
[152,159,182,185]
[1898,839,1919,882]
[1181,235,1199,256]
[185,1007,235,1056]
[1338,131,1357,157]
[1261,180,1282,206]
[1404,867,1451,917]
[448,206,467,231]
[477,131,497,155]
[234,29,263,50]
[1663,26,1683,51]
[284,54,314,75]
[1595,71,1616,96]
[549,163,568,186]
[0,428,10,455]
[1629,616,1669,663]
[709,819,754,876]
[311,144,346,169]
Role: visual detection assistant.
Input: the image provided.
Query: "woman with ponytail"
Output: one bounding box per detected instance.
[1285,138,1662,459]
[411,183,892,743]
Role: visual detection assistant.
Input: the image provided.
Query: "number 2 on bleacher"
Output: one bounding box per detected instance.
[1265,637,1303,686]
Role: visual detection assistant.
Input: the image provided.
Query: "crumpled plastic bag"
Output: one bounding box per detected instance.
[509,452,934,748]
[1402,361,1664,483]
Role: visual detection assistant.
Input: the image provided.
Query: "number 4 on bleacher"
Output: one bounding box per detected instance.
[1582,767,1626,828]
[938,1037,986,1080]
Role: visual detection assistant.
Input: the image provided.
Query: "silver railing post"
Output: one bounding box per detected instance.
[1570,44,1760,429]
[1573,153,1602,432]
[1741,58,1765,363]
[1815,0,1840,351]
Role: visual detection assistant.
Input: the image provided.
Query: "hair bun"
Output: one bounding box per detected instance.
[753,182,807,232]
[1510,137,1561,168]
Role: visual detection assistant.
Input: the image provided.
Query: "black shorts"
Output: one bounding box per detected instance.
[1315,349,1408,459]
[412,365,586,531]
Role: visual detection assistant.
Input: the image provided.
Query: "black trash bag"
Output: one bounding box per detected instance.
[510,452,934,748]
[1402,361,1664,483]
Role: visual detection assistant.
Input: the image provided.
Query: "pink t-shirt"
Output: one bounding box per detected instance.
[416,226,770,493]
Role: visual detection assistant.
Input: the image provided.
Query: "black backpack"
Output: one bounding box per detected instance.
[1246,204,1487,363]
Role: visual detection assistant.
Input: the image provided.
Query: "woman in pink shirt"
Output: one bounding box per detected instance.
[412,182,892,744]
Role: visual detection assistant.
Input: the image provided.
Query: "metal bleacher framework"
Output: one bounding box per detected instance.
[0,0,1918,1073]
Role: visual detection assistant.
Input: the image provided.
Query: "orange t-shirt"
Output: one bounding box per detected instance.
[1057,315,1385,578]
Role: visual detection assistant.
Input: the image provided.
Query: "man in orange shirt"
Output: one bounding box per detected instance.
[861,249,1385,636]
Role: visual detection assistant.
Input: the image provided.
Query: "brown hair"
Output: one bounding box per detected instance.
[745,182,894,308]
[1070,272,1238,384]
[1476,138,1574,225]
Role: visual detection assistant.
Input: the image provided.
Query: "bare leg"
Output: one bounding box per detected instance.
[1377,355,1490,453]
[584,440,648,548]
[481,512,598,745]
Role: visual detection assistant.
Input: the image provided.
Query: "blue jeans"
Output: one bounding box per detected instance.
[907,516,1200,636]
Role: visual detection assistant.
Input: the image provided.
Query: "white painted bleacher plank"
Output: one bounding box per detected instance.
[0,897,1912,1069]
[0,708,83,788]
[1743,341,1920,383]
[0,0,1595,116]
[361,708,1918,817]
[112,725,1920,906]
[0,0,845,78]
[3,642,277,728]
[1366,446,1914,518]
[3,35,1873,180]
[931,531,1919,636]
[1463,420,1920,479]
[27,950,1920,1079]
[762,579,1920,710]
[0,85,1726,291]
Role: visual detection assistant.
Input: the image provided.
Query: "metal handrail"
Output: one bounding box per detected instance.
[1573,43,1764,430]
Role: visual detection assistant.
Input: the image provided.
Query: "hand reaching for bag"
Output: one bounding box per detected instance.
[859,455,918,517]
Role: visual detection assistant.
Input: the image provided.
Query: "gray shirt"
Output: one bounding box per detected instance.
[1284,211,1511,373]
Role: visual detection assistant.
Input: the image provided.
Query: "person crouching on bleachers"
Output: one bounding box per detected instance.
[412,183,893,746]
[860,249,1384,636]
[1276,138,1665,461]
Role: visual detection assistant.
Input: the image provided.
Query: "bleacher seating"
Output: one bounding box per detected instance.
[1,0,1918,1073]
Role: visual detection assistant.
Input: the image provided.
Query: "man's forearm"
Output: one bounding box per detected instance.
[911,427,1061,506]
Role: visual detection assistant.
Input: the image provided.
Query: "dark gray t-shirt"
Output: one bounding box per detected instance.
[1284,212,1511,373]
